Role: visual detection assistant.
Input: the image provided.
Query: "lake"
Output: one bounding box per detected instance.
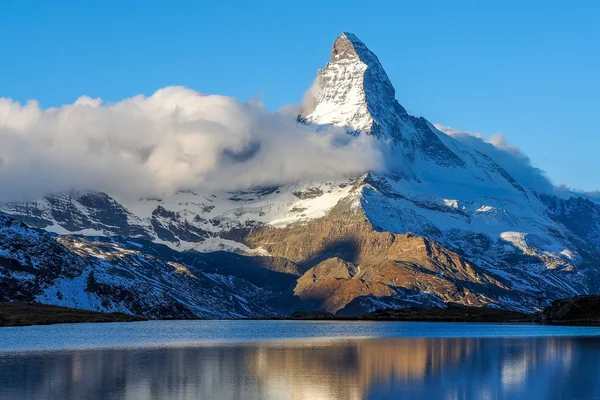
[1,321,600,399]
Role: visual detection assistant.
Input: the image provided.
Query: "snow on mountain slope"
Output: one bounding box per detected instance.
[0,212,302,318]
[1,32,600,316]
[301,34,529,193]
[297,33,588,272]
[0,180,356,252]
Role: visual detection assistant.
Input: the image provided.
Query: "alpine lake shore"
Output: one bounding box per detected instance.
[2,295,599,327]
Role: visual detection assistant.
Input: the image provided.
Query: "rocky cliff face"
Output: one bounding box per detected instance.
[1,32,599,317]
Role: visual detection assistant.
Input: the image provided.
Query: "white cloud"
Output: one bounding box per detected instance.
[0,86,383,201]
[434,124,554,193]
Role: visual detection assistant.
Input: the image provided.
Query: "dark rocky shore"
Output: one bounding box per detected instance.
[0,302,140,327]
[288,303,532,323]
[540,295,600,325]
[290,296,600,325]
[3,295,600,327]
[360,303,532,323]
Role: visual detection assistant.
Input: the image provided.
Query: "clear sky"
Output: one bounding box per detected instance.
[0,0,598,190]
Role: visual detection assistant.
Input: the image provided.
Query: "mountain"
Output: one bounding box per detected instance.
[2,32,600,317]
[0,212,302,318]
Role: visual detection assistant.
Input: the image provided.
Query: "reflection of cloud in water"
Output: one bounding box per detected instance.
[0,337,599,399]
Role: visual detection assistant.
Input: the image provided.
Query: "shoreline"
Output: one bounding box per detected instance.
[3,297,600,327]
[0,302,141,327]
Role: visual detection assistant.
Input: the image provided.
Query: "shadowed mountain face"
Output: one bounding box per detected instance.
[1,33,600,318]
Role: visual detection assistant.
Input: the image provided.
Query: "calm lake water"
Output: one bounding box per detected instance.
[1,321,600,399]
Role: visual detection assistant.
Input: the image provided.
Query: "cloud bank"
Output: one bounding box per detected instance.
[434,124,554,194]
[0,87,383,201]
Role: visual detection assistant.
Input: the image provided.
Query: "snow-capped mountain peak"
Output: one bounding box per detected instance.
[300,32,478,174]
[300,32,406,140]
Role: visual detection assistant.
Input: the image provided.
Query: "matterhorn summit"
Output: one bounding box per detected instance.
[300,32,407,141]
[302,33,526,186]
[1,32,600,318]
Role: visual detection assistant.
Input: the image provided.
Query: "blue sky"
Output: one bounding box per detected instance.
[0,0,598,190]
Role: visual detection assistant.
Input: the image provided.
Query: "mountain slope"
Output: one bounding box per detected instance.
[0,213,302,318]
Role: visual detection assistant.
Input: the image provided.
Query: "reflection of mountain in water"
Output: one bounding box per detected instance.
[1,338,600,399]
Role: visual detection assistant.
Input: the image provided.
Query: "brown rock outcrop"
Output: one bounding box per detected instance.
[244,201,512,314]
